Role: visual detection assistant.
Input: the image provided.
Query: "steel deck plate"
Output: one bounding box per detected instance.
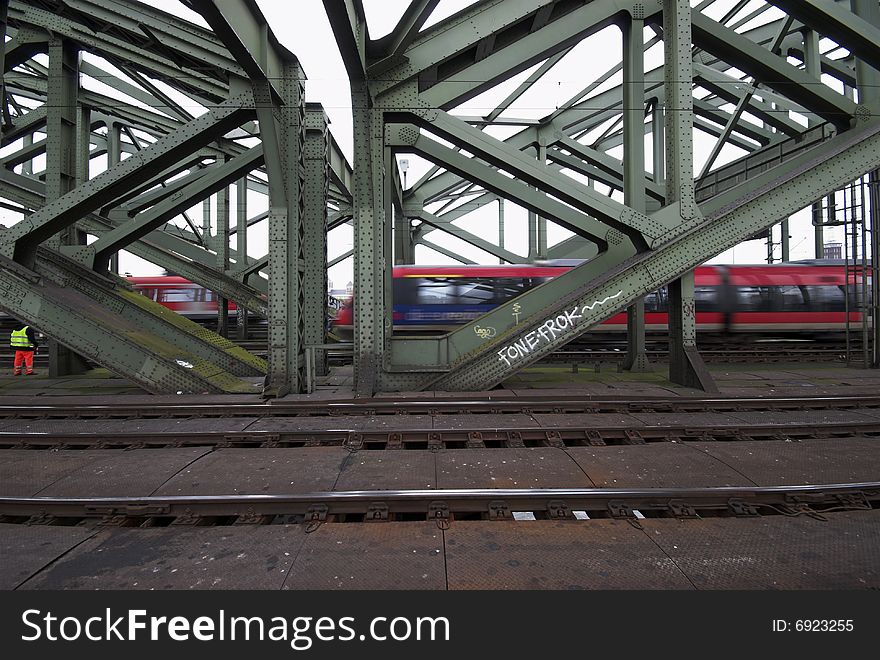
[0,450,120,496]
[566,444,754,488]
[726,410,878,426]
[244,415,434,432]
[334,452,436,491]
[436,449,592,489]
[0,524,97,589]
[0,418,261,434]
[444,520,693,589]
[628,412,746,427]
[283,522,445,590]
[431,413,540,429]
[154,448,349,495]
[19,526,307,590]
[643,511,880,589]
[690,438,880,485]
[38,448,213,497]
[531,413,645,428]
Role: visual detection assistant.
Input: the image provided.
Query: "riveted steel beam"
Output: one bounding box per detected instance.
[767,0,880,75]
[0,91,255,266]
[689,11,858,129]
[323,0,368,82]
[0,254,262,394]
[417,118,880,391]
[81,147,264,271]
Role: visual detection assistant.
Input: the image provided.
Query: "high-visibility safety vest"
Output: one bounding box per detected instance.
[10,327,34,349]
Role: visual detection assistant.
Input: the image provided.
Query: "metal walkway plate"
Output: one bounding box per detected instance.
[38,448,213,497]
[445,520,693,590]
[19,526,307,590]
[283,522,446,590]
[154,448,349,495]
[566,444,753,488]
[0,524,97,589]
[0,450,119,496]
[643,511,880,589]
[334,452,437,491]
[436,448,593,489]
[690,438,880,485]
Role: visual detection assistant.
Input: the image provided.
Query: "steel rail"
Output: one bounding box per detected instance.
[2,419,879,449]
[2,393,880,419]
[0,483,876,521]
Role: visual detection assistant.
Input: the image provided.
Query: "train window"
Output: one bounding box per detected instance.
[694,286,718,312]
[737,286,780,312]
[135,288,158,301]
[159,288,198,303]
[644,286,668,313]
[777,285,809,311]
[457,279,497,305]
[803,285,845,312]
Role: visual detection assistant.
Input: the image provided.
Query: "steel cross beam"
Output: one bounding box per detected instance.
[418,119,880,391]
[0,255,262,394]
[0,91,256,266]
[767,0,880,75]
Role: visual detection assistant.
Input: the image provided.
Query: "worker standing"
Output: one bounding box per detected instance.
[10,324,38,375]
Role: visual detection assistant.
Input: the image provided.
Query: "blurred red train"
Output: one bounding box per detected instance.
[127,275,239,320]
[331,262,872,339]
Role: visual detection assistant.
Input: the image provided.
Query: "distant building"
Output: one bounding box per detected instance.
[823,243,842,260]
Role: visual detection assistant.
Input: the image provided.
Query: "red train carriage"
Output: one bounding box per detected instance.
[331,263,871,339]
[126,276,237,320]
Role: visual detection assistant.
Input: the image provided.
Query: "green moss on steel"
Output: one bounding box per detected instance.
[116,288,267,374]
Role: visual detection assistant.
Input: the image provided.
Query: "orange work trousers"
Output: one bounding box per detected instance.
[13,350,34,375]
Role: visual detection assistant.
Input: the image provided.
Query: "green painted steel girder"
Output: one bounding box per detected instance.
[323,0,368,82]
[84,147,265,270]
[416,211,527,264]
[6,1,231,102]
[0,91,256,266]
[33,248,265,378]
[389,122,617,247]
[767,0,880,75]
[417,118,880,391]
[190,0,297,103]
[0,255,261,394]
[395,111,674,244]
[0,167,269,316]
[689,11,858,129]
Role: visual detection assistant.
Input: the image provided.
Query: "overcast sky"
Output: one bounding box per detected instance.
[1,1,859,288]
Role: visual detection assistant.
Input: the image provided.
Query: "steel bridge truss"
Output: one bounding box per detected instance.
[2,0,880,395]
[324,0,880,394]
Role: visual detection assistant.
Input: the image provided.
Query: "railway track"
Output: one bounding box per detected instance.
[3,393,880,420]
[2,417,880,449]
[0,483,875,526]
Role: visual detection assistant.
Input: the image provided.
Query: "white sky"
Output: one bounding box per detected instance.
[0,0,860,290]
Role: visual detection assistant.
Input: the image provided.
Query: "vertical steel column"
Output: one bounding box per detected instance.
[663,0,716,392]
[781,218,790,262]
[393,212,414,264]
[107,122,121,274]
[45,38,87,377]
[216,180,230,338]
[851,0,880,367]
[352,82,387,396]
[536,139,547,259]
[202,198,212,246]
[498,198,505,265]
[804,29,827,259]
[622,11,651,373]
[75,103,90,186]
[304,106,330,377]
[235,177,250,340]
[264,61,307,396]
